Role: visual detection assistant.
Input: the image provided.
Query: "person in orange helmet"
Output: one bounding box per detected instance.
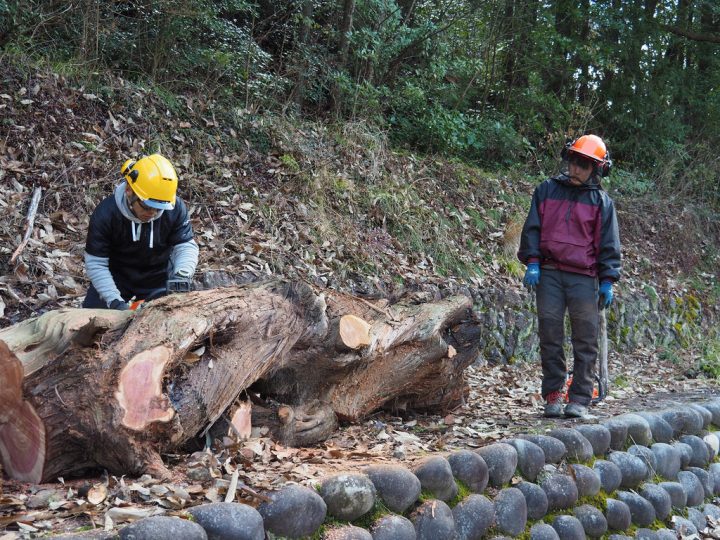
[517,135,621,418]
[82,154,199,309]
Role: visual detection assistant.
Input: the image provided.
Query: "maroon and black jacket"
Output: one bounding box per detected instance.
[517,174,621,282]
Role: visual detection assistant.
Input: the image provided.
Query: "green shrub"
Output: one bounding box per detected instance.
[389,96,528,166]
[699,338,720,379]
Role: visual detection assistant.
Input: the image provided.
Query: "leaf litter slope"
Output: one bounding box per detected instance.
[0,61,719,536]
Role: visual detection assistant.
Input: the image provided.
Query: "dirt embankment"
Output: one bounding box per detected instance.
[2,60,719,329]
[2,58,720,538]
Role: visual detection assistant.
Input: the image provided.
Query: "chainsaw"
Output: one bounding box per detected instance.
[128,278,193,311]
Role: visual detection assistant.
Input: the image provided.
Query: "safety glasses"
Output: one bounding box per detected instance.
[131,195,159,213]
[568,153,595,170]
[136,199,156,211]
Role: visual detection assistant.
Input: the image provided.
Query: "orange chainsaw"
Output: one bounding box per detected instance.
[128,278,192,311]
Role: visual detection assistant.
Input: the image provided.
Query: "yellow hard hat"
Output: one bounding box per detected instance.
[121,154,178,210]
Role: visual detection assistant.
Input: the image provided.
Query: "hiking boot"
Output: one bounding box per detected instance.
[543,391,564,418]
[564,402,589,418]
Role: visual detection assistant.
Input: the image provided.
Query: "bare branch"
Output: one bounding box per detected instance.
[10,187,42,265]
[660,24,720,44]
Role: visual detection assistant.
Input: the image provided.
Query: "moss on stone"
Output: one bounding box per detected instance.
[351,499,392,529]
[542,510,563,525]
[307,498,392,539]
[648,518,669,530]
[578,489,610,512]
[447,479,471,508]
[516,523,534,540]
[418,489,434,504]
[309,517,346,540]
[675,506,690,519]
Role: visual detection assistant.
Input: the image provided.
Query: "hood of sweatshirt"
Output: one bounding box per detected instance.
[114,183,165,248]
[552,172,601,190]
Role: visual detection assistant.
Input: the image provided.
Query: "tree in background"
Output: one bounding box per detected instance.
[1,0,719,202]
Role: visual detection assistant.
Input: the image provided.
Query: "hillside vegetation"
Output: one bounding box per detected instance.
[1,0,720,370]
[2,0,720,189]
[1,56,720,366]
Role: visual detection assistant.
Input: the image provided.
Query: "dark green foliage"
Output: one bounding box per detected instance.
[389,100,527,165]
[2,0,278,102]
[2,0,720,190]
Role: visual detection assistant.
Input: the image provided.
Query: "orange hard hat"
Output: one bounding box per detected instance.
[567,134,607,162]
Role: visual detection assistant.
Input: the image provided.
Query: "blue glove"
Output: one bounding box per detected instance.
[599,281,614,308]
[523,263,540,291]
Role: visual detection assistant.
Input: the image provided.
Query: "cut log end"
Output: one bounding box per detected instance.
[338,314,371,350]
[229,401,252,440]
[0,401,46,483]
[115,346,175,431]
[277,406,293,425]
[0,340,46,483]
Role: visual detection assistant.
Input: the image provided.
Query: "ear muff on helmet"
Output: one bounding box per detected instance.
[599,150,612,177]
[121,159,140,182]
[560,141,569,162]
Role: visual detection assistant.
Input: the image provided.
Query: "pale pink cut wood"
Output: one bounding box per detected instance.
[0,341,46,483]
[230,401,252,440]
[115,346,175,431]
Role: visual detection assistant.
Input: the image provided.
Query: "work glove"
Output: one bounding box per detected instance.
[108,298,130,310]
[599,281,614,309]
[523,263,540,291]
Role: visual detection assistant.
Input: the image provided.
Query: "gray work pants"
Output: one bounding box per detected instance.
[536,269,599,405]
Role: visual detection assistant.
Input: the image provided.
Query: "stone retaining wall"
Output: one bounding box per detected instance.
[67,399,720,539]
[472,284,715,365]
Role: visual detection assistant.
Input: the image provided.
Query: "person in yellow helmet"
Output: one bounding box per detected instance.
[82,154,199,309]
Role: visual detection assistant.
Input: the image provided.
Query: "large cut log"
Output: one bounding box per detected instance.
[0,280,480,483]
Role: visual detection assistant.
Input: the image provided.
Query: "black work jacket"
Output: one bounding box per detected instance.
[85,196,194,292]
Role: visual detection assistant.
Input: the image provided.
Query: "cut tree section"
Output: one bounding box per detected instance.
[0,341,46,483]
[116,346,175,431]
[338,314,372,349]
[0,279,480,481]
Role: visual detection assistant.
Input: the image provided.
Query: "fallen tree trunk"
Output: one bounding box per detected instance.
[0,280,480,483]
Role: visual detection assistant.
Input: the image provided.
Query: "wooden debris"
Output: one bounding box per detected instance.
[10,186,42,265]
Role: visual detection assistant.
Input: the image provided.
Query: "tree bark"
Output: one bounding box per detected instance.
[290,0,315,110]
[338,0,356,67]
[547,0,575,99]
[0,280,480,483]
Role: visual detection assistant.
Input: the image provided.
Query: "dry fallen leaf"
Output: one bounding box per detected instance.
[87,484,108,505]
